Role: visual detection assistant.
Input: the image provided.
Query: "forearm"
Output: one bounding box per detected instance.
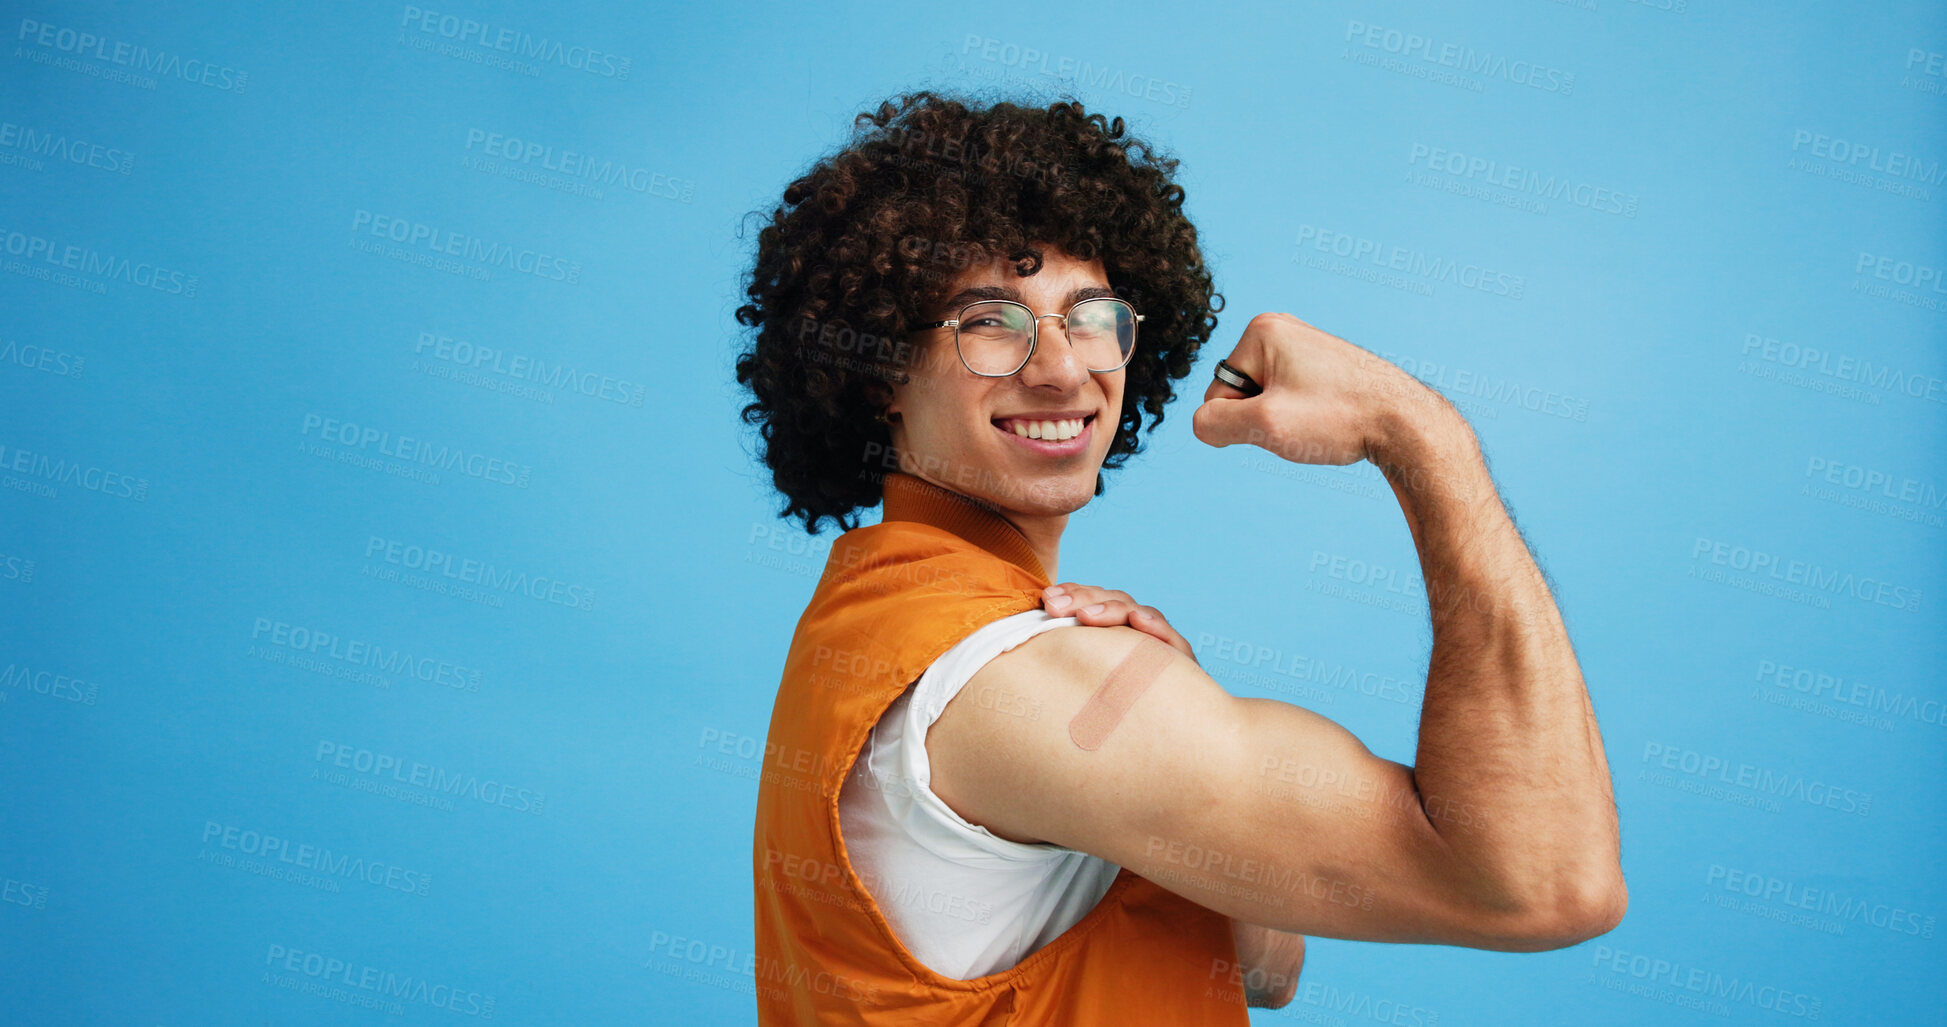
[1227,919,1305,1008]
[1371,401,1621,925]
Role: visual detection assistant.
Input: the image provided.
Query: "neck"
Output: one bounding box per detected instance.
[878,471,1063,585]
[1002,510,1065,584]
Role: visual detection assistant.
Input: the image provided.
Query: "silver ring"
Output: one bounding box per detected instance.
[1213,359,1263,397]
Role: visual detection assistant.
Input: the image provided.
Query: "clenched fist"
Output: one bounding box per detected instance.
[1192,312,1462,469]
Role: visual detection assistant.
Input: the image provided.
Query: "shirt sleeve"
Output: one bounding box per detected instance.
[875,608,1083,868]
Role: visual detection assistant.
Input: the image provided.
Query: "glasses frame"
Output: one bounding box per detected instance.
[919,296,1143,377]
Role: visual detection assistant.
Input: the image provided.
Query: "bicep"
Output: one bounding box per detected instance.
[928,624,1497,945]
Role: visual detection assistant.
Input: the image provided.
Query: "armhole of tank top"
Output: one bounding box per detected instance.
[907,610,1090,862]
[829,611,1145,989]
[836,671,918,825]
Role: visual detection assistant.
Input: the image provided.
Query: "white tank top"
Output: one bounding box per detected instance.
[836,609,1122,980]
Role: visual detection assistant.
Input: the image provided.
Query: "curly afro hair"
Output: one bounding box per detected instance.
[733,89,1222,535]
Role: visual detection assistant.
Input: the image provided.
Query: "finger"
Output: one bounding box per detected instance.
[1205,377,1254,402]
[1192,394,1258,449]
[1131,606,1195,659]
[1050,593,1197,663]
[1062,589,1135,614]
[1042,583,1113,613]
[1074,589,1136,610]
[1072,598,1138,623]
[1207,370,1253,401]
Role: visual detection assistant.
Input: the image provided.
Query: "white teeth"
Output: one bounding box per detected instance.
[1004,418,1084,442]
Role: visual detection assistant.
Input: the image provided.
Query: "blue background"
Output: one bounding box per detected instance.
[4,1,1943,1023]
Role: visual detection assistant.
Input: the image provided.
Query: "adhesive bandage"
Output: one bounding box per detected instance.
[1068,636,1176,751]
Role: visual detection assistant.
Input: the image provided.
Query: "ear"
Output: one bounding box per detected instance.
[862,378,898,419]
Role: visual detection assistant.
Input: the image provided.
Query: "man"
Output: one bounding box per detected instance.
[738,91,1624,1024]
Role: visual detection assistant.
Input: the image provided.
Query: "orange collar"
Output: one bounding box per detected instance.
[879,472,1050,586]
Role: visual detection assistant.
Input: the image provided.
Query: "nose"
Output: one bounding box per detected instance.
[1016,313,1090,390]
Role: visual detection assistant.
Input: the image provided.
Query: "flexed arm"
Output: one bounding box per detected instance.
[1194,313,1624,931]
[928,313,1625,949]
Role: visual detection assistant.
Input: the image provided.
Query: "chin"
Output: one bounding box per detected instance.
[994,465,1101,516]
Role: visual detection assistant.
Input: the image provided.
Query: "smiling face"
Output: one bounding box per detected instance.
[885,246,1128,521]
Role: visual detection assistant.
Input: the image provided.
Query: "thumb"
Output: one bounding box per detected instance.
[1192,396,1255,448]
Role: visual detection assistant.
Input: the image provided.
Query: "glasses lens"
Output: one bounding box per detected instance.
[956,301,1033,375]
[1068,298,1137,371]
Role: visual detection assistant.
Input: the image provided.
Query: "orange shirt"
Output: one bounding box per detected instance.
[752,471,1249,1025]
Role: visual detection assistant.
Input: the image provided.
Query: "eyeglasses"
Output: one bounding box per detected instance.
[918,297,1143,377]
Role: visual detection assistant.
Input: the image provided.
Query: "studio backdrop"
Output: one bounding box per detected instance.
[3,1,1943,1024]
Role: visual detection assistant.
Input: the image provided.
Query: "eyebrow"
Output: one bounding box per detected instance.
[934,284,1119,316]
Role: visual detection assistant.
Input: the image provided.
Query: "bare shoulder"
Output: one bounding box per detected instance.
[926,623,1251,848]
